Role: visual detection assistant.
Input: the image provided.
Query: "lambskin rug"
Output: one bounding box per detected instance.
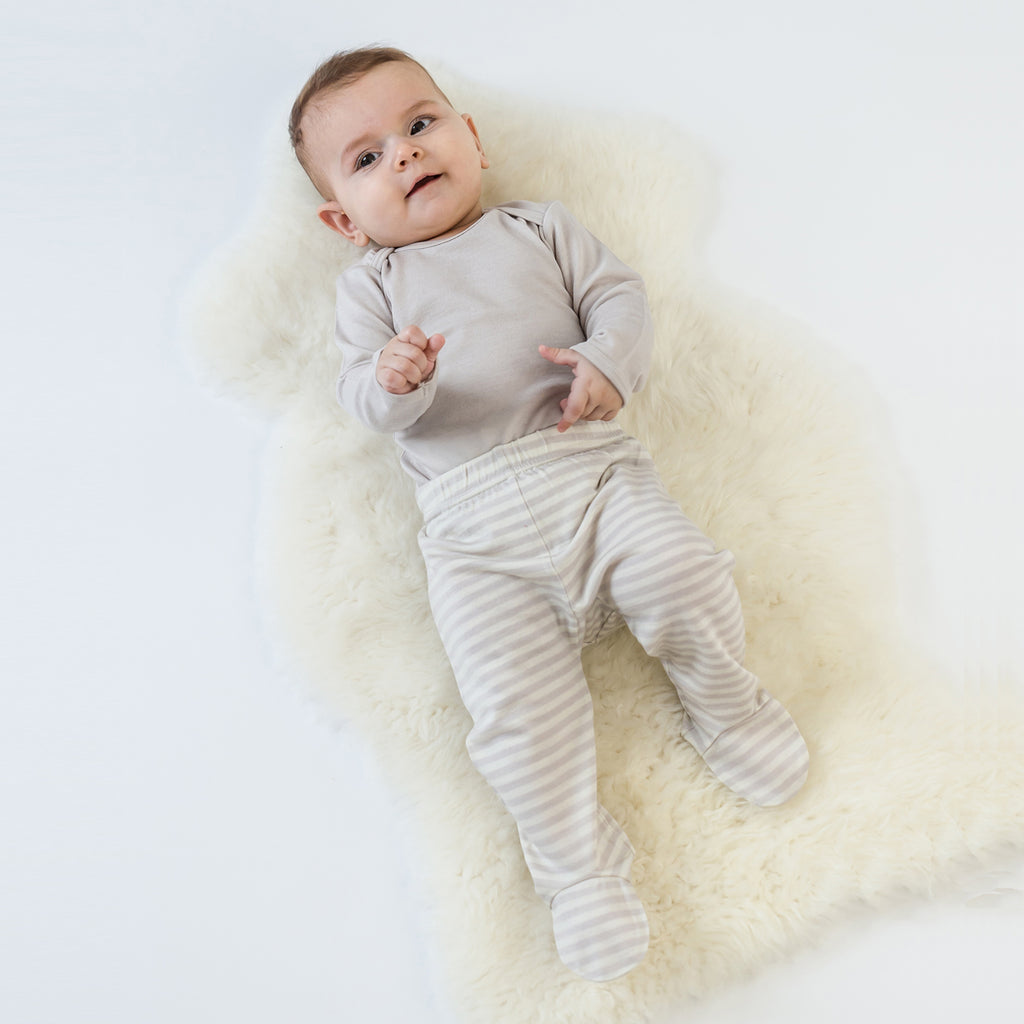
[184,74,1024,1023]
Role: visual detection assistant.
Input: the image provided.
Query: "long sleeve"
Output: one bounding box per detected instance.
[539,201,654,403]
[334,260,438,432]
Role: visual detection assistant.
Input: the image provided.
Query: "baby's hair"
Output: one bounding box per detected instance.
[288,45,451,199]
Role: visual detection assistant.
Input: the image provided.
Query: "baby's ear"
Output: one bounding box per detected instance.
[317,202,371,246]
[462,115,490,169]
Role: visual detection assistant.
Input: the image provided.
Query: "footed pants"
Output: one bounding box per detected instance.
[416,422,808,980]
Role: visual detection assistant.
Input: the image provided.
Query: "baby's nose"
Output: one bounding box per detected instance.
[393,140,423,167]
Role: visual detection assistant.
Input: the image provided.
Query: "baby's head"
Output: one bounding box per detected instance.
[289,47,489,248]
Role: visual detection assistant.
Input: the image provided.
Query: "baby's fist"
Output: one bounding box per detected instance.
[539,345,623,432]
[377,326,445,394]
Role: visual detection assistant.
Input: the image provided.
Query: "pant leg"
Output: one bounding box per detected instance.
[418,462,648,980]
[419,517,633,898]
[592,441,809,806]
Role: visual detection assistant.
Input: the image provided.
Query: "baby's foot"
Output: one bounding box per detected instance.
[685,692,809,806]
[550,876,649,981]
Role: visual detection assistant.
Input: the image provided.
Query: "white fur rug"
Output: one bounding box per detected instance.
[185,76,1024,1023]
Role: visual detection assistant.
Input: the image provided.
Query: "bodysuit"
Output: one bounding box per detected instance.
[334,200,652,481]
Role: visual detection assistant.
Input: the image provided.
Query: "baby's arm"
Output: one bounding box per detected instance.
[538,345,622,432]
[376,326,445,394]
[334,266,438,432]
[541,202,654,405]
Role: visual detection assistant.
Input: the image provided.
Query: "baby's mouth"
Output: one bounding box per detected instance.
[406,174,441,198]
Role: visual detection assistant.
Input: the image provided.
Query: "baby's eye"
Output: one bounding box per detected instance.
[409,116,434,135]
[356,151,379,170]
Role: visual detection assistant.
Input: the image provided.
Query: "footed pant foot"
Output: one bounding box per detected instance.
[690,692,809,807]
[550,876,649,982]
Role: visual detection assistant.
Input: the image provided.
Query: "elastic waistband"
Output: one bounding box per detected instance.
[416,421,625,521]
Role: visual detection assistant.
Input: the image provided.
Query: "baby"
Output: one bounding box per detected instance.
[289,46,809,982]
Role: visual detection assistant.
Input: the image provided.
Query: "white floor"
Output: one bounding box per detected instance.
[4,2,1023,1022]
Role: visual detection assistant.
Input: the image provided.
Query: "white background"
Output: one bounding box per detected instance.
[4,2,1023,1022]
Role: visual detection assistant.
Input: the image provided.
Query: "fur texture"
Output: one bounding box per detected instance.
[185,76,1024,1023]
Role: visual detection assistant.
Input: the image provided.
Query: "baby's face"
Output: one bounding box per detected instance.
[304,61,490,248]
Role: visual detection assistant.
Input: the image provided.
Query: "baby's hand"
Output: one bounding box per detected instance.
[376,326,445,395]
[538,346,624,432]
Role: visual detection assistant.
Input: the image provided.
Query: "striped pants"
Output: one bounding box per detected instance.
[417,422,808,980]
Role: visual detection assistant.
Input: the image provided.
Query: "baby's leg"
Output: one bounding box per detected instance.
[598,449,809,806]
[422,558,648,981]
